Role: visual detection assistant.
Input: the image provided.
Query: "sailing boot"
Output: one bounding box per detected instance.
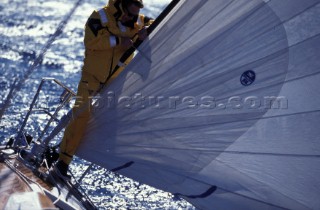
[51,160,71,181]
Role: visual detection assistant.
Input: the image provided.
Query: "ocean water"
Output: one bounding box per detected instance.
[0,0,196,209]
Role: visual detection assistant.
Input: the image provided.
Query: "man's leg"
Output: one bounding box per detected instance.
[54,81,91,178]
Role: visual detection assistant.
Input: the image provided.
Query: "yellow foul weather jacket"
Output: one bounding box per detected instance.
[59,0,153,164]
[83,0,153,86]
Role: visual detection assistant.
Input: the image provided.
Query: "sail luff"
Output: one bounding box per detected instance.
[108,0,182,81]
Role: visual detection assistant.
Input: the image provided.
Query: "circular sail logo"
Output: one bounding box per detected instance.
[240,70,256,86]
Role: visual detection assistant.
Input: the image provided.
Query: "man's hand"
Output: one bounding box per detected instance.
[138,27,148,41]
[120,37,133,48]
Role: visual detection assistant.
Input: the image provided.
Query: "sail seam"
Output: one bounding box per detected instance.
[107,33,320,123]
[113,145,320,159]
[115,109,320,135]
[111,2,320,103]
[214,159,312,210]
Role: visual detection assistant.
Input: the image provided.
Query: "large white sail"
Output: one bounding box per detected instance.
[77,0,320,209]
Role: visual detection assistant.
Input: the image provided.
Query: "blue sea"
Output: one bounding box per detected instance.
[0,0,195,209]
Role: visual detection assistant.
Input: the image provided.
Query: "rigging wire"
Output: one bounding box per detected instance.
[0,0,84,122]
[68,169,98,209]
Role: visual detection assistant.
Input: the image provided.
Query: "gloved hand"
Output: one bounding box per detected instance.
[138,27,148,40]
[120,37,133,47]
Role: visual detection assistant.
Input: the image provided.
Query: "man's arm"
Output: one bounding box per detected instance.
[142,15,154,27]
[84,15,123,50]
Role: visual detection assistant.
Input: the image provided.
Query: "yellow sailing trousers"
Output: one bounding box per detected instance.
[59,72,101,165]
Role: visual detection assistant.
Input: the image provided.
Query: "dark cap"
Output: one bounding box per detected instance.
[122,0,144,9]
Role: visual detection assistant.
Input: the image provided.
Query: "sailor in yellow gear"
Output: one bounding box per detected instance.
[54,0,153,178]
